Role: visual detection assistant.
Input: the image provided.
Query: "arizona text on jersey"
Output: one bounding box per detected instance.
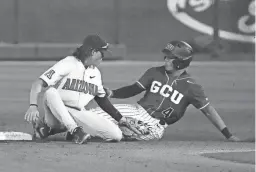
[40,56,106,110]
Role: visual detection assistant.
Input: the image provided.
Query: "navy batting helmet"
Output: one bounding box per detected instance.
[162,41,193,70]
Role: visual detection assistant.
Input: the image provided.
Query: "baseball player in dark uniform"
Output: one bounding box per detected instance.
[92,40,240,141]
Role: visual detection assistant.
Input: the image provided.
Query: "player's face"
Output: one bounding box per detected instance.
[164,56,176,71]
[84,50,103,67]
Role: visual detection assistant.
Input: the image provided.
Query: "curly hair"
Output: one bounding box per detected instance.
[72,34,108,62]
[72,45,93,62]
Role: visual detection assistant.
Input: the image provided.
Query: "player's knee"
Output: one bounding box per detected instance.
[108,128,123,142]
[113,128,123,141]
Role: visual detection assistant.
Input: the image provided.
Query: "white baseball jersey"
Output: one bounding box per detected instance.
[40,56,106,110]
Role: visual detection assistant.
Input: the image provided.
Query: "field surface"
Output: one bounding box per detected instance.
[0,61,254,172]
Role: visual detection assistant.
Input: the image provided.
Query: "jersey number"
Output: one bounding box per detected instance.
[45,69,55,79]
[162,107,174,118]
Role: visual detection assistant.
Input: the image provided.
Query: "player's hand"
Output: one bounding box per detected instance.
[104,87,113,98]
[24,106,39,123]
[227,135,241,142]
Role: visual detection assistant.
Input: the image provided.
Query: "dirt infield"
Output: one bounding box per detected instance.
[0,61,254,172]
[203,151,255,165]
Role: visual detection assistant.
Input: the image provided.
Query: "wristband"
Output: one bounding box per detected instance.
[221,127,232,139]
[114,111,123,122]
[30,104,38,107]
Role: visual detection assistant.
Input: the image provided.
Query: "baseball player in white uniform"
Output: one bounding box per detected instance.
[24,35,148,144]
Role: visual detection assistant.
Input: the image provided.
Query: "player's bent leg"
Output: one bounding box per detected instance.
[136,105,166,140]
[44,87,78,132]
[43,100,63,129]
[36,87,89,144]
[91,104,140,123]
[136,124,165,141]
[32,94,67,140]
[92,104,165,141]
[91,104,142,141]
[118,123,165,141]
[68,107,123,142]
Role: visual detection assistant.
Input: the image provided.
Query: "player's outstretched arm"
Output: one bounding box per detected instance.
[106,83,144,99]
[200,104,240,142]
[106,67,152,99]
[94,96,123,121]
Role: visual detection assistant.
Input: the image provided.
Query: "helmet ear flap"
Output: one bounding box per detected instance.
[172,56,192,70]
[172,59,179,69]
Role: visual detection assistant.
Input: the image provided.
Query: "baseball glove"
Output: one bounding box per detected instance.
[118,117,150,135]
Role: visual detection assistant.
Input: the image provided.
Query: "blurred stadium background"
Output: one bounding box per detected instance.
[0,0,254,60]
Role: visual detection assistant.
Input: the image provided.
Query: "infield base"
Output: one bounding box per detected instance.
[0,132,33,141]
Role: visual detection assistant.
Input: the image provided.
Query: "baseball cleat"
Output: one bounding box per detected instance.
[71,127,91,144]
[65,131,73,141]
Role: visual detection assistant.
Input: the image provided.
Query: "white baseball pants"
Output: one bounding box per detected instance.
[43,87,123,141]
[91,104,166,140]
